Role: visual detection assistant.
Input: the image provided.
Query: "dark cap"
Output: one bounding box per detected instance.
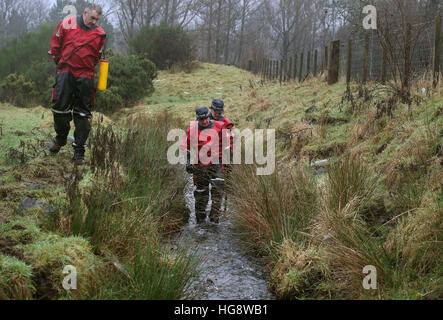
[196,106,211,120]
[210,99,224,114]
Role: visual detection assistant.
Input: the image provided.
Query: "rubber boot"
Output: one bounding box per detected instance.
[73,113,91,156]
[51,113,72,153]
[209,183,223,223]
[194,188,209,223]
[72,113,91,166]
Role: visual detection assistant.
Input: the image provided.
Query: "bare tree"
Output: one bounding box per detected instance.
[236,0,261,64]
[114,0,143,43]
[264,0,308,63]
[224,0,235,64]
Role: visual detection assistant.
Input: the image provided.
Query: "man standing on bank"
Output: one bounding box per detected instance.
[48,3,106,165]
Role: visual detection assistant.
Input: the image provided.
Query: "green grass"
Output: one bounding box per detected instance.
[0,254,35,299]
[67,112,198,299]
[1,63,441,300]
[0,103,198,299]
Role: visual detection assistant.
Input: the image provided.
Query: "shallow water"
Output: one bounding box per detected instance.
[174,176,275,300]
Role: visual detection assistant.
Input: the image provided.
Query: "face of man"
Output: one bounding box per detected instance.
[211,109,223,120]
[198,117,210,128]
[83,10,101,28]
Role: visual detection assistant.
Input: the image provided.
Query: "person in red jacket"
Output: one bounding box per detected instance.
[47,3,106,165]
[209,99,234,172]
[181,107,229,224]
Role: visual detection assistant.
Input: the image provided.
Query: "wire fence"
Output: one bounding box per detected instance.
[243,14,442,88]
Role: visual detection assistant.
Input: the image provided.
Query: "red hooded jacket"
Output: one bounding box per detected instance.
[48,15,106,79]
[181,120,229,167]
[209,115,235,158]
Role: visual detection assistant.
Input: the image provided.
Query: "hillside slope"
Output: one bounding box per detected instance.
[1,63,441,300]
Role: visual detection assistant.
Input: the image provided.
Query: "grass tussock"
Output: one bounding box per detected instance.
[90,240,199,300]
[229,164,318,254]
[0,254,35,299]
[21,235,98,299]
[269,239,331,300]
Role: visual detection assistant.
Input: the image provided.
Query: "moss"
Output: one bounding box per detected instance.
[21,235,98,299]
[0,253,35,299]
[0,219,44,253]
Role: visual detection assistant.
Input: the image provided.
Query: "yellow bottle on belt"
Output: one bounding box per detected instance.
[98,59,109,91]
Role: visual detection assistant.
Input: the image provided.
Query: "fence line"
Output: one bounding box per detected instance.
[242,14,442,89]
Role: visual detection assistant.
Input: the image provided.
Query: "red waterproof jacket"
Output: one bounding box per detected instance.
[181,120,229,167]
[48,15,106,79]
[210,115,235,158]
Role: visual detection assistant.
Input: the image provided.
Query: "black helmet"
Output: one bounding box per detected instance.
[196,106,211,120]
[211,99,224,114]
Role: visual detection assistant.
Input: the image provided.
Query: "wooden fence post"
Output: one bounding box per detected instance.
[248,60,252,71]
[381,47,387,84]
[270,60,274,79]
[273,60,276,80]
[307,51,311,78]
[261,59,266,80]
[299,52,304,82]
[289,57,293,80]
[262,59,266,80]
[271,60,274,79]
[294,55,298,82]
[279,60,283,83]
[403,23,412,91]
[328,40,340,85]
[275,60,278,80]
[285,59,289,81]
[434,14,441,88]
[314,50,318,76]
[347,39,352,84]
[283,59,287,82]
[276,60,279,80]
[324,46,329,70]
[269,59,272,80]
[262,59,265,77]
[363,34,370,83]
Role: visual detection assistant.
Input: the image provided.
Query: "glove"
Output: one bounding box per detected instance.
[186,164,195,174]
[53,56,61,66]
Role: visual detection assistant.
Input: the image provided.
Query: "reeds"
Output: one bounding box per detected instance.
[229,164,318,255]
[64,112,198,299]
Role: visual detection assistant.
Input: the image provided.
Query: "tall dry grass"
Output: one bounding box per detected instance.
[64,112,198,299]
[228,164,318,255]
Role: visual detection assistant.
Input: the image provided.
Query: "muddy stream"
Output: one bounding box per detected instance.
[173,176,275,300]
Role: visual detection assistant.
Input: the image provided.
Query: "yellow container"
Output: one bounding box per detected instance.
[97,60,109,91]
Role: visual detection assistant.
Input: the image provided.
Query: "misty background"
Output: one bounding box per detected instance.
[1,0,441,66]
